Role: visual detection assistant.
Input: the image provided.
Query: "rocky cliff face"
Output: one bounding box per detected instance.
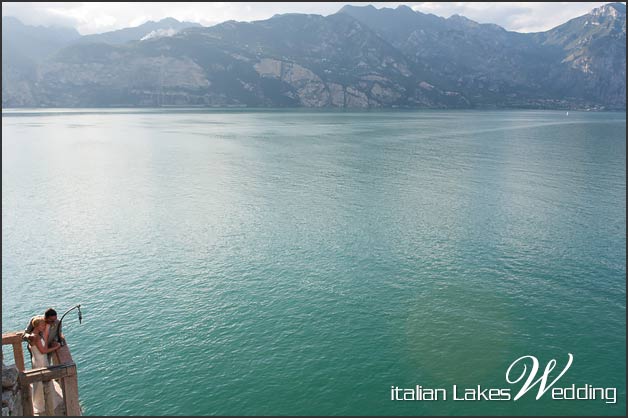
[2,3,625,109]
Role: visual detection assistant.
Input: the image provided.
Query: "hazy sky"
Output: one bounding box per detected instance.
[1,2,617,35]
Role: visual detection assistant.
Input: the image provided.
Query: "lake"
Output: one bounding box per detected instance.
[2,109,625,415]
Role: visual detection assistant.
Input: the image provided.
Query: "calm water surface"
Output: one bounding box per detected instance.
[2,109,626,415]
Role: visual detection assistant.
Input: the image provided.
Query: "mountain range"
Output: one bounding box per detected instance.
[2,3,626,109]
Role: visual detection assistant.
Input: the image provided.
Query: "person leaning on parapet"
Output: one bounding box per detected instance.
[23,308,66,364]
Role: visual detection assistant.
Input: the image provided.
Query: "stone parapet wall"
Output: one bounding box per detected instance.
[2,355,23,416]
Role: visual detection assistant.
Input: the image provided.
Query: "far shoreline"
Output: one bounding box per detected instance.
[2,107,626,115]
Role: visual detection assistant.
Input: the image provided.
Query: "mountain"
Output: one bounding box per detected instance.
[1,17,203,106]
[77,18,202,45]
[1,16,81,63]
[26,13,460,108]
[533,3,626,108]
[2,4,625,109]
[2,16,81,106]
[339,3,626,108]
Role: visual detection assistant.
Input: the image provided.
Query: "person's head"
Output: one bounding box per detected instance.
[44,308,57,324]
[32,316,47,332]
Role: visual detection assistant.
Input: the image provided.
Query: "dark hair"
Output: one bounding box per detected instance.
[44,308,57,318]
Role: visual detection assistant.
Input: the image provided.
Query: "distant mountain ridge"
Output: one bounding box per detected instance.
[2,3,625,109]
[338,3,625,109]
[77,18,202,45]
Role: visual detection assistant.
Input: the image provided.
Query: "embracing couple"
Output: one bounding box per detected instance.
[23,308,65,415]
[23,307,66,365]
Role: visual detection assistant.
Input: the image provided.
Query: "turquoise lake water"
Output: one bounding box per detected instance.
[2,109,625,415]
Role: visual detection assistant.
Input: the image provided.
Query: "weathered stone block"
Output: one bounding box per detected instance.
[1,366,18,389]
[13,391,22,416]
[1,390,13,411]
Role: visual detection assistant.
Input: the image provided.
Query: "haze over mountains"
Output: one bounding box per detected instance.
[2,3,626,109]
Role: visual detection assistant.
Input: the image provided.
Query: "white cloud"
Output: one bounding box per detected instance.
[140,28,178,41]
[1,2,616,35]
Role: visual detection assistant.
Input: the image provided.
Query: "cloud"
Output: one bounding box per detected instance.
[140,28,178,41]
[2,2,80,29]
[1,2,616,35]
